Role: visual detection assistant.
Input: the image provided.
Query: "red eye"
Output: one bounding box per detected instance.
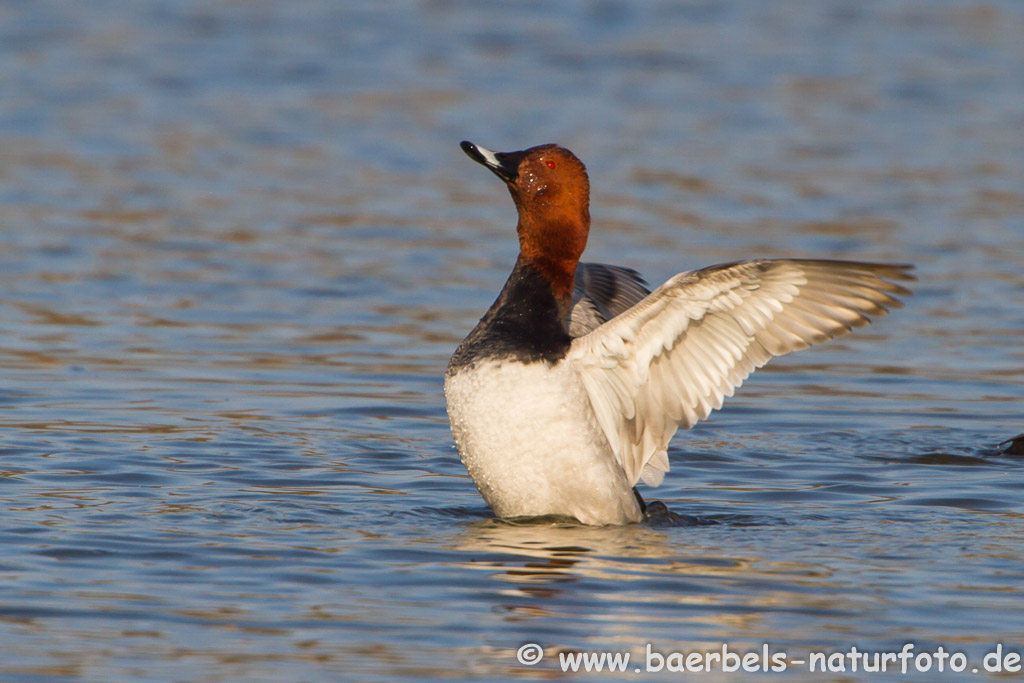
[546,160,556,169]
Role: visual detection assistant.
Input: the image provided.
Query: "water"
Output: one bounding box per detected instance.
[1,0,1022,680]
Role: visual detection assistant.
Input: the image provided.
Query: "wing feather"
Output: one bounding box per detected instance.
[567,259,913,488]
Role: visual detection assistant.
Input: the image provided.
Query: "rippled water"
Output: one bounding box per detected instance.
[1,0,1023,680]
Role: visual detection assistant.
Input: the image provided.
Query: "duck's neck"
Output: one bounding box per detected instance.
[516,213,587,304]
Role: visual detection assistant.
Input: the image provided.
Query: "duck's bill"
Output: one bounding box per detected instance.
[460,140,523,183]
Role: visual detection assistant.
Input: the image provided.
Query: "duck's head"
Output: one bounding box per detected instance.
[461,140,590,297]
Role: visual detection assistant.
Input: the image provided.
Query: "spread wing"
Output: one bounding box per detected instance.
[569,263,650,336]
[566,259,913,488]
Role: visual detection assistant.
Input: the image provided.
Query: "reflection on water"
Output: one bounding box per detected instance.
[0,0,1023,680]
[449,508,1024,676]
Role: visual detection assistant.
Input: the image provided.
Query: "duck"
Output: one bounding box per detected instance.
[445,141,913,525]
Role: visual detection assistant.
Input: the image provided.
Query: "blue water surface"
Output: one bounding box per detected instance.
[0,1,1022,680]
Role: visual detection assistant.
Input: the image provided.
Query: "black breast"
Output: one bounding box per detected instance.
[447,261,572,372]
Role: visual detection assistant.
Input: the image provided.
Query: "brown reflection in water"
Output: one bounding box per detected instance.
[630,168,716,194]
[451,520,778,604]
